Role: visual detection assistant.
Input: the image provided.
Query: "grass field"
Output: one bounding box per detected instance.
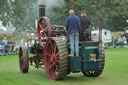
[0,48,128,85]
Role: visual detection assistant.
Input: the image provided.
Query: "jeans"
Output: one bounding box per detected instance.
[69,33,79,56]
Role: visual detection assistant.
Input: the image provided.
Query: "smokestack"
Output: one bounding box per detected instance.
[38,5,46,17]
[38,0,46,18]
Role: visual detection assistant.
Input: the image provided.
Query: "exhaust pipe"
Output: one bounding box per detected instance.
[38,0,46,17]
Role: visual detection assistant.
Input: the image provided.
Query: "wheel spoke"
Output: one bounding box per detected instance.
[48,63,55,70]
[55,64,59,71]
[43,19,45,29]
[47,52,52,57]
[56,59,60,63]
[42,33,45,46]
[39,23,43,30]
[55,53,59,57]
[49,41,54,49]
[44,32,48,39]
[53,64,58,77]
[54,45,57,54]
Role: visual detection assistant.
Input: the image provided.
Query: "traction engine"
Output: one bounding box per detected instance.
[18,1,105,80]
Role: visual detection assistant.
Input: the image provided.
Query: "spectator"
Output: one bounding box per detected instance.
[28,39,32,53]
[0,42,4,56]
[117,37,122,46]
[10,38,14,45]
[20,38,25,46]
[112,37,117,48]
[3,37,8,56]
[31,37,35,46]
[10,38,15,53]
[25,41,28,47]
[122,36,127,46]
[65,9,80,56]
[13,40,19,54]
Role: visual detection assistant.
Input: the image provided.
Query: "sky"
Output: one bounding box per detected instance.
[0,21,7,31]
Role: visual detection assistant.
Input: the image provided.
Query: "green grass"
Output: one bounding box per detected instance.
[0,48,128,85]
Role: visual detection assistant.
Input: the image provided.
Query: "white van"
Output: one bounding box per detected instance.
[91,29,112,43]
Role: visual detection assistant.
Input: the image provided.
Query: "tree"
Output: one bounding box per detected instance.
[0,0,128,31]
[0,0,38,31]
[49,0,128,31]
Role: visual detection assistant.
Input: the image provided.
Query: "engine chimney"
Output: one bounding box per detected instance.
[39,5,46,17]
[38,0,46,17]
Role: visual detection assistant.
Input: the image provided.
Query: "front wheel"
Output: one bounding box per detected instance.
[19,46,29,73]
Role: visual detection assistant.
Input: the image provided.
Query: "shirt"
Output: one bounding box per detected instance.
[3,39,8,46]
[80,16,91,33]
[65,14,80,35]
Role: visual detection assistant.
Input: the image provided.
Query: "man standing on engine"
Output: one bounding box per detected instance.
[80,12,91,41]
[65,9,80,56]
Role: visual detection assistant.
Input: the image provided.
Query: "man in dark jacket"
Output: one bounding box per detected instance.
[65,9,80,56]
[80,12,91,41]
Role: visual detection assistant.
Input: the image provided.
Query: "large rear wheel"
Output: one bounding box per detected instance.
[43,37,68,80]
[19,46,29,73]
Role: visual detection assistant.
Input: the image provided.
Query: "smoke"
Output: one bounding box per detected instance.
[38,0,46,5]
[46,0,64,7]
[37,0,65,16]
[45,0,65,16]
[37,0,64,7]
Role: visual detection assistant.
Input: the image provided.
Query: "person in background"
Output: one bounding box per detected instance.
[122,36,127,46]
[117,37,122,46]
[65,9,80,56]
[20,38,25,46]
[13,40,19,54]
[80,12,91,41]
[10,38,15,53]
[112,37,117,48]
[0,42,4,56]
[27,39,32,53]
[10,38,14,45]
[31,37,35,46]
[24,41,28,47]
[3,37,8,56]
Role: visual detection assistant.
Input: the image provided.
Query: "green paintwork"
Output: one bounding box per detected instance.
[69,41,100,72]
[69,56,81,72]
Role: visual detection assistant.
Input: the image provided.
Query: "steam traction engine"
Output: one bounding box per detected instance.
[19,2,105,80]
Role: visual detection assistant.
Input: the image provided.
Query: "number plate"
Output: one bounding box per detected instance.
[89,54,96,61]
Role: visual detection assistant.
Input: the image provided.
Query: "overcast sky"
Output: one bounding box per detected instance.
[0,21,7,31]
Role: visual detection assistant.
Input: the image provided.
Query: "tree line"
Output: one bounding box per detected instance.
[49,0,128,31]
[0,0,128,31]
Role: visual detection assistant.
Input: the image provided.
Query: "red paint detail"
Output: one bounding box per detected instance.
[43,38,59,80]
[37,17,52,47]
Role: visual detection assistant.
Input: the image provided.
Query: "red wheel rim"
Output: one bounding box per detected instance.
[44,38,60,80]
[37,17,52,47]
[19,47,23,72]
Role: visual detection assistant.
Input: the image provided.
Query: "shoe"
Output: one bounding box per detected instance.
[69,54,74,56]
